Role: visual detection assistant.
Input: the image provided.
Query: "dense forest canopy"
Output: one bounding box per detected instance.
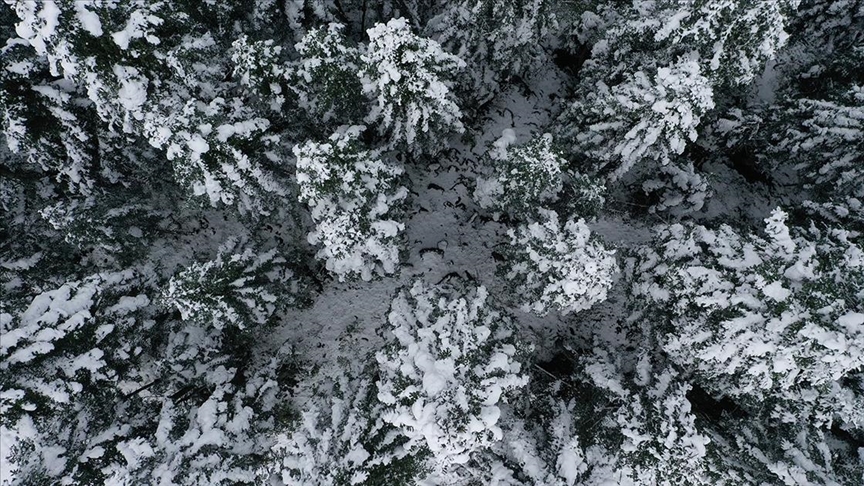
[1,0,863,484]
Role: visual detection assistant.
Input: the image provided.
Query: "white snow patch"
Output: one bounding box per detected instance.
[762,281,791,302]
[75,2,103,36]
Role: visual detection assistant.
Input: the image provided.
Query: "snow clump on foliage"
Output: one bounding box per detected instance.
[640,161,711,215]
[231,35,288,111]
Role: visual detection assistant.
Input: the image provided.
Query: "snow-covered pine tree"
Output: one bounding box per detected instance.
[448,346,714,485]
[360,18,466,155]
[759,0,864,230]
[474,131,565,220]
[704,410,864,485]
[777,86,864,229]
[376,280,531,473]
[482,382,593,486]
[0,235,309,484]
[162,238,308,330]
[293,125,408,281]
[557,0,800,195]
[1,268,154,484]
[501,209,617,316]
[631,208,864,427]
[577,349,714,485]
[265,348,426,486]
[267,278,532,484]
[290,23,365,127]
[6,0,292,216]
[427,0,557,100]
[562,55,716,181]
[697,0,864,213]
